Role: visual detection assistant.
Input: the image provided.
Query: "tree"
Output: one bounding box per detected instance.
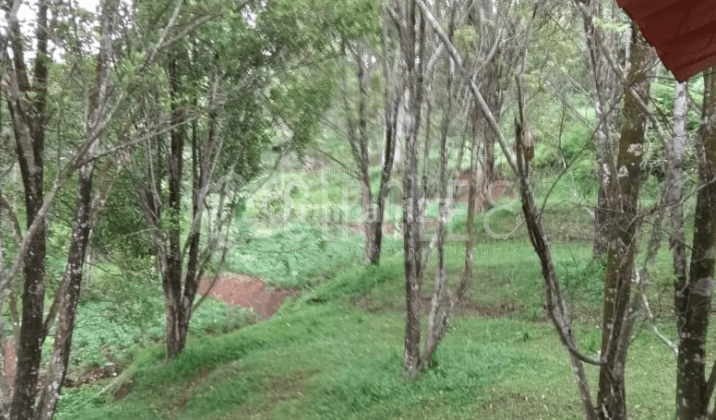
[0,0,209,417]
[331,0,400,266]
[593,24,654,419]
[389,0,427,377]
[578,0,625,259]
[419,1,660,416]
[673,68,716,420]
[136,19,243,359]
[131,0,338,359]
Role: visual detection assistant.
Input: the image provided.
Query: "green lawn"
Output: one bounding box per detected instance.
[50,166,689,419]
[57,245,680,419]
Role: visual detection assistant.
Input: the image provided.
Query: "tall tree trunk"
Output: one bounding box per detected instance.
[581,0,621,259]
[399,0,426,377]
[8,114,46,420]
[420,28,454,368]
[33,3,115,414]
[7,0,50,417]
[354,53,376,265]
[369,93,399,265]
[675,69,716,420]
[481,72,501,183]
[164,54,187,359]
[471,0,507,184]
[162,59,216,360]
[595,24,653,420]
[457,108,480,300]
[368,15,402,266]
[0,204,10,418]
[668,80,688,318]
[34,154,95,420]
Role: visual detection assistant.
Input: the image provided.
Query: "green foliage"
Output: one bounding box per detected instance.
[311,346,512,418]
[94,170,155,260]
[67,266,255,370]
[225,223,361,288]
[303,262,400,303]
[57,298,677,420]
[331,0,381,43]
[559,254,607,317]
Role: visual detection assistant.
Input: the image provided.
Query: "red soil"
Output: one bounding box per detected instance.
[197,274,297,318]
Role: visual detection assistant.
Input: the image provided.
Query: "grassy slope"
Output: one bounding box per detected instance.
[57,241,678,419]
[54,166,686,419]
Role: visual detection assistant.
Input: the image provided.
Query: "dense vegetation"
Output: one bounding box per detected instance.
[1,0,715,419]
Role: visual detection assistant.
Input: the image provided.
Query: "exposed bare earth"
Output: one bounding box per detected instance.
[197,274,298,318]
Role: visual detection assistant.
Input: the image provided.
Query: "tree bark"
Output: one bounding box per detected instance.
[473,5,501,183]
[34,155,95,420]
[395,0,426,377]
[367,14,402,265]
[515,117,598,420]
[0,205,10,418]
[160,53,219,360]
[164,53,187,359]
[349,49,376,265]
[7,1,50,417]
[581,0,621,260]
[595,24,653,420]
[675,69,716,420]
[668,81,688,285]
[457,108,479,300]
[420,12,456,369]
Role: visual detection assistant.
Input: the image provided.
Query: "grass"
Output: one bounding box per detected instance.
[56,300,677,419]
[52,165,688,419]
[56,240,681,420]
[57,274,256,372]
[223,223,363,288]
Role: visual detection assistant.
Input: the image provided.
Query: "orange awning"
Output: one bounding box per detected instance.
[616,0,716,80]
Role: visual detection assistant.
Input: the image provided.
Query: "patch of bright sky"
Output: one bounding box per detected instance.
[17,0,100,23]
[6,0,101,60]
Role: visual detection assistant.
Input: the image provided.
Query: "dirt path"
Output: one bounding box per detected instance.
[197,274,297,318]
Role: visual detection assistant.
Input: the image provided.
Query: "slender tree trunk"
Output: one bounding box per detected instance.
[368,11,403,266]
[399,0,426,377]
[33,4,115,412]
[480,67,501,183]
[669,85,690,417]
[353,54,376,265]
[0,205,10,418]
[581,0,621,260]
[515,117,598,420]
[164,54,187,359]
[457,108,479,300]
[369,93,399,265]
[675,69,716,420]
[34,155,95,420]
[8,126,46,420]
[595,24,653,420]
[669,80,688,320]
[163,59,217,359]
[7,0,50,416]
[420,31,454,368]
